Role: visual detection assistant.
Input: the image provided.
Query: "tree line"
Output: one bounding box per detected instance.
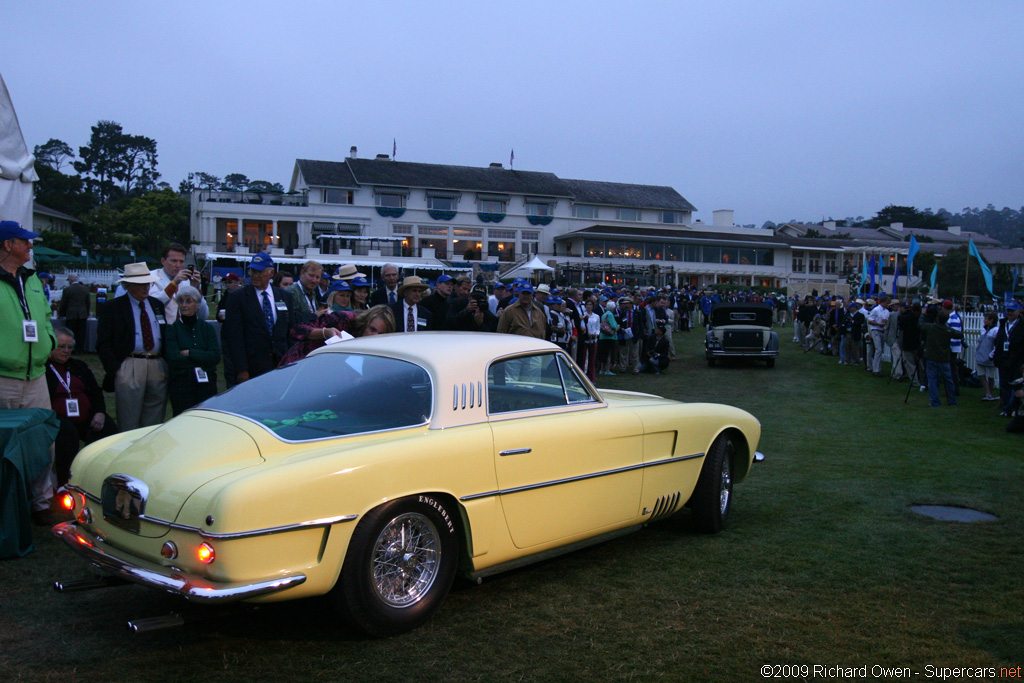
[32,121,280,263]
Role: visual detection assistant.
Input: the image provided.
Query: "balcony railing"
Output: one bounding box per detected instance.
[199,189,309,207]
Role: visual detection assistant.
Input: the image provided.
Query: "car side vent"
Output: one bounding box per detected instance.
[452,381,484,410]
[648,491,681,522]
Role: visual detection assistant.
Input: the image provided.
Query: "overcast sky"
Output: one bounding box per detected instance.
[5,1,1023,226]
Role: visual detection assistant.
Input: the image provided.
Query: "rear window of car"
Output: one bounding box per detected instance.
[198,353,432,441]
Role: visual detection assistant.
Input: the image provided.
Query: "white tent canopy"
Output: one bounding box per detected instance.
[0,72,37,231]
[507,255,555,274]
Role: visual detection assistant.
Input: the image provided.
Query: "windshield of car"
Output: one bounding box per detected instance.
[197,353,432,441]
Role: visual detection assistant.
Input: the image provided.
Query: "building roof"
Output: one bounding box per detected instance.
[979,247,1024,265]
[293,157,699,210]
[298,157,572,197]
[561,178,697,212]
[33,202,81,223]
[294,159,359,189]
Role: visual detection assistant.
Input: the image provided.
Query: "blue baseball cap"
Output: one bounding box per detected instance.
[0,220,40,241]
[436,274,453,284]
[36,271,52,280]
[248,253,275,271]
[349,276,370,289]
[517,283,535,294]
[494,282,507,290]
[329,280,352,293]
[1006,301,1023,311]
[548,295,563,304]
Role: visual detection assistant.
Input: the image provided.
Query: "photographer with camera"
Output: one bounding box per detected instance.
[447,284,498,332]
[116,243,208,324]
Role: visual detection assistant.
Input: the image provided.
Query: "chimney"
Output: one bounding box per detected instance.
[712,209,734,227]
[489,162,503,169]
[948,225,961,235]
[348,146,357,159]
[823,221,836,231]
[375,154,390,160]
[889,222,904,232]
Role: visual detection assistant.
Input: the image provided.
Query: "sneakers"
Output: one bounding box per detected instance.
[982,395,997,401]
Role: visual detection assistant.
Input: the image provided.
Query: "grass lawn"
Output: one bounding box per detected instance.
[2,326,1021,682]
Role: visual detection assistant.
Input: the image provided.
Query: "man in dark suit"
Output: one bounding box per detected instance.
[223,253,296,383]
[994,301,1024,415]
[389,276,434,332]
[96,262,168,430]
[58,273,91,351]
[369,263,401,307]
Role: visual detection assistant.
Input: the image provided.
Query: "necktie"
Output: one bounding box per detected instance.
[262,291,274,334]
[389,290,397,305]
[139,301,155,352]
[407,305,415,332]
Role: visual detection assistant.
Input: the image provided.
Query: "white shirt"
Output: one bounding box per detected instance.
[867,304,889,330]
[129,296,163,354]
[947,310,962,352]
[255,284,277,324]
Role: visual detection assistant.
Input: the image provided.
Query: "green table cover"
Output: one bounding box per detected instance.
[0,408,60,559]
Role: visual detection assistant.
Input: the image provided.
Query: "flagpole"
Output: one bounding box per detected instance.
[963,247,970,306]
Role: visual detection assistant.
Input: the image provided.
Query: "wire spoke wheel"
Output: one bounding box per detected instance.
[370,512,440,608]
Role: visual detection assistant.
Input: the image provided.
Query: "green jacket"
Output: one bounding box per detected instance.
[919,322,963,363]
[164,316,221,376]
[0,268,56,381]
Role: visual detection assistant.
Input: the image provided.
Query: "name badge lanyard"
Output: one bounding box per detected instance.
[50,364,80,416]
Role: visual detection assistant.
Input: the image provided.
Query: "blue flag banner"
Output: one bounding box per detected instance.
[968,237,994,296]
[907,235,920,274]
[892,264,900,298]
[860,257,868,291]
[868,255,877,294]
[930,264,938,293]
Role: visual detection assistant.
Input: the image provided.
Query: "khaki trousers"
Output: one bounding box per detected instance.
[0,375,56,511]
[114,357,168,431]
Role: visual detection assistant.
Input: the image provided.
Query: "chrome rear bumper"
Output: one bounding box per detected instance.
[52,522,306,603]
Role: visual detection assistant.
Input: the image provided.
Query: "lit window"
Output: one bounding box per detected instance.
[478,199,505,214]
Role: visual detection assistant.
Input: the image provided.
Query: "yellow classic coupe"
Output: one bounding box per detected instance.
[54,333,763,636]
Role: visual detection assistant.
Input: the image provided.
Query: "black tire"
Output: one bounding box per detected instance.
[689,433,734,534]
[766,358,775,368]
[333,495,459,637]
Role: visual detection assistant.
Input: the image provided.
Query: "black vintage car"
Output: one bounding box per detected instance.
[704,302,779,368]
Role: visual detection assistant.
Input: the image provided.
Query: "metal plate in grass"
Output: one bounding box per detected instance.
[909,505,998,522]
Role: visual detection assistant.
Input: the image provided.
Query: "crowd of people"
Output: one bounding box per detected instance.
[789,291,1024,418]
[3,215,1022,529]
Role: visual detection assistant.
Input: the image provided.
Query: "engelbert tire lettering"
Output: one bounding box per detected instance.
[418,495,455,533]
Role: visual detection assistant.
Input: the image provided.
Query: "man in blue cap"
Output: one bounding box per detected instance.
[222,253,296,383]
[421,273,453,328]
[497,283,546,339]
[0,221,60,524]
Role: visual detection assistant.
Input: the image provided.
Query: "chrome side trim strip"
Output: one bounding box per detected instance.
[68,484,101,504]
[459,452,704,501]
[498,447,532,456]
[52,522,306,603]
[134,513,359,540]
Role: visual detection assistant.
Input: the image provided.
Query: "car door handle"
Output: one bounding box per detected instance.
[499,448,532,456]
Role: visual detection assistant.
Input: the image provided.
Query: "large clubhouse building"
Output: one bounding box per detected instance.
[190,150,1017,295]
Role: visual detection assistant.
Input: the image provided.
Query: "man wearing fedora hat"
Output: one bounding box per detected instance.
[0,220,61,524]
[389,276,434,332]
[223,253,296,382]
[96,261,169,431]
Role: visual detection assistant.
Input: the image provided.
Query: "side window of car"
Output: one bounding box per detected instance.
[558,356,596,404]
[488,353,566,414]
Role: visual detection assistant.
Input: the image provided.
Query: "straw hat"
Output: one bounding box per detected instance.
[332,264,366,281]
[397,275,429,295]
[117,262,158,284]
